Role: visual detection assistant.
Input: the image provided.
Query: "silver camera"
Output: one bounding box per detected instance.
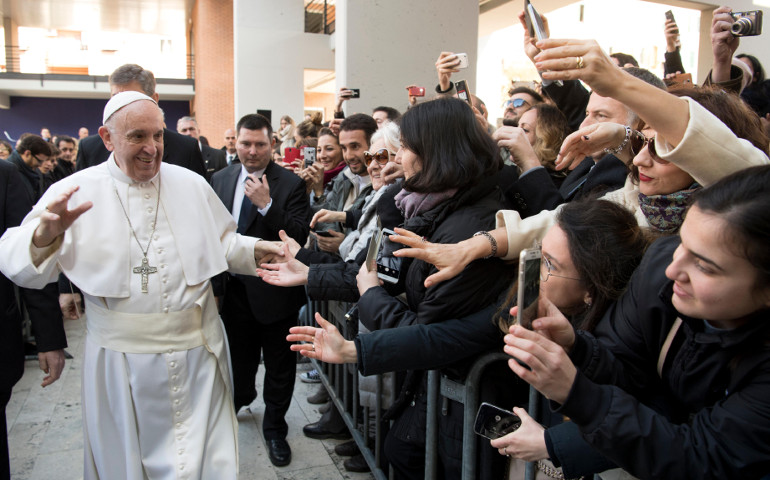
[731,10,763,37]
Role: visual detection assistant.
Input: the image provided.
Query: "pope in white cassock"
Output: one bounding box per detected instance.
[0,92,282,479]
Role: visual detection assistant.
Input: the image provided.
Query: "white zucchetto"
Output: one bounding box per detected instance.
[103,91,158,125]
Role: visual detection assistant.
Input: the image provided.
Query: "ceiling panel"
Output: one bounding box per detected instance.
[4,0,193,36]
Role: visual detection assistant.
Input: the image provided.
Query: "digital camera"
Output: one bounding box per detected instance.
[731,10,763,37]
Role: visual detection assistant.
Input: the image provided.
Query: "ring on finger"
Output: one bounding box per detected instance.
[576,56,585,69]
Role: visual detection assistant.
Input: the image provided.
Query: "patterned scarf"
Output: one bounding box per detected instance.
[638,183,700,233]
[394,188,458,220]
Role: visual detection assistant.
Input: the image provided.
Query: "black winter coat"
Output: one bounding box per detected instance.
[561,236,770,479]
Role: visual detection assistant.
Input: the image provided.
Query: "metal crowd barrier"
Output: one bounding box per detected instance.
[300,299,524,480]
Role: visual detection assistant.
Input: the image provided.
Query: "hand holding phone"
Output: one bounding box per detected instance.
[474,403,522,440]
[454,53,469,69]
[407,86,426,97]
[303,147,316,168]
[455,80,473,107]
[375,228,404,283]
[516,248,541,329]
[284,147,301,166]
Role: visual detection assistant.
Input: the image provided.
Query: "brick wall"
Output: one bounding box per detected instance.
[190,0,234,150]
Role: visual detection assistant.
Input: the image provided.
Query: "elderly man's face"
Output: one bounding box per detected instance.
[177,119,199,139]
[100,100,164,182]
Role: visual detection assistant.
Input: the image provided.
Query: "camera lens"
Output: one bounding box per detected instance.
[731,17,753,35]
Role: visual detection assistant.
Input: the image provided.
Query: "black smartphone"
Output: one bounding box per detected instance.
[314,230,334,238]
[665,10,675,23]
[455,80,473,107]
[473,402,522,440]
[376,228,404,283]
[349,88,361,98]
[516,247,541,329]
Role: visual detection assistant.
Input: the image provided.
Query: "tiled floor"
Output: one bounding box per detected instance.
[7,316,375,480]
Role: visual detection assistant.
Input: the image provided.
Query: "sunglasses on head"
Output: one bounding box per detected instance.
[630,131,670,164]
[504,98,530,109]
[363,148,394,167]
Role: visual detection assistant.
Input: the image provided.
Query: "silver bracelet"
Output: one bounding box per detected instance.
[603,125,632,156]
[472,231,497,259]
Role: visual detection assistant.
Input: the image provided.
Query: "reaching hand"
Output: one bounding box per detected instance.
[287,312,357,364]
[489,407,548,461]
[278,229,301,259]
[59,293,83,319]
[555,122,628,170]
[257,259,309,287]
[533,39,623,98]
[33,185,93,248]
[336,87,354,112]
[389,227,471,287]
[380,162,404,185]
[254,240,284,265]
[664,18,680,52]
[356,261,381,296]
[38,349,65,387]
[435,52,461,92]
[329,118,343,137]
[310,209,346,229]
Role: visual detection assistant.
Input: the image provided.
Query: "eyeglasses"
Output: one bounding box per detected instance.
[32,154,50,165]
[504,98,530,110]
[630,132,670,164]
[363,148,394,167]
[540,255,581,283]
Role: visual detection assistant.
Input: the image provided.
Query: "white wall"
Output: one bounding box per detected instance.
[335,0,480,116]
[233,0,335,127]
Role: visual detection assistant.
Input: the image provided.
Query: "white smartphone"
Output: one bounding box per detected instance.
[455,53,469,69]
[516,247,541,329]
[303,147,316,168]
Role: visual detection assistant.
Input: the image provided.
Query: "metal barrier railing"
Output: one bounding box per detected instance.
[301,299,518,479]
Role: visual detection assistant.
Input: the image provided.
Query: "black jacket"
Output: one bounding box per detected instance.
[202,144,227,177]
[211,161,311,322]
[560,236,770,479]
[75,129,207,179]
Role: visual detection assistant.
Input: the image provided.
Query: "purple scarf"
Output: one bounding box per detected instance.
[394,188,458,220]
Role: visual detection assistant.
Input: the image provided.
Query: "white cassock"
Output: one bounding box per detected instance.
[0,158,259,480]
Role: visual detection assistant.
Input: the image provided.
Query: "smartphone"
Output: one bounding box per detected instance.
[348,88,361,98]
[473,402,522,440]
[665,10,675,22]
[665,72,693,90]
[376,228,404,284]
[314,230,334,238]
[408,86,426,97]
[455,53,469,69]
[284,147,301,165]
[516,247,541,330]
[455,80,473,107]
[523,1,563,87]
[303,147,316,168]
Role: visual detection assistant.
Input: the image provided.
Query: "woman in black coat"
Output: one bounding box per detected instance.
[497,166,770,479]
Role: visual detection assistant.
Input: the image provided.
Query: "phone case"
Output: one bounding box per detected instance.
[473,402,521,440]
[516,248,541,329]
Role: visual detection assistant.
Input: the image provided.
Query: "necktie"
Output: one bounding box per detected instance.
[237,183,252,234]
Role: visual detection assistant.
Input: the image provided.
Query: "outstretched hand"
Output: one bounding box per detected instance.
[257,259,309,287]
[555,122,628,170]
[533,38,623,98]
[287,312,357,364]
[33,186,93,248]
[390,227,470,288]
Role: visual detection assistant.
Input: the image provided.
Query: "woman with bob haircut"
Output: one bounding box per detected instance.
[497,164,770,479]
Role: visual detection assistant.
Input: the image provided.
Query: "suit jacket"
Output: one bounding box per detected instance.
[202,144,227,176]
[211,161,311,323]
[75,128,207,178]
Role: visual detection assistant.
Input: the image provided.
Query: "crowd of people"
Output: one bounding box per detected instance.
[1,4,770,480]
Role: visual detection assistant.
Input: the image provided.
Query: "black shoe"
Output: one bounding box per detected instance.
[266,438,291,467]
[344,454,370,472]
[303,421,351,440]
[334,439,360,457]
[307,385,330,405]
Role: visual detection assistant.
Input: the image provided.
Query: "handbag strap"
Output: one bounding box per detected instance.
[657,317,683,378]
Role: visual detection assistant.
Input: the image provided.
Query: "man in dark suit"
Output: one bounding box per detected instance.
[0,160,67,479]
[222,128,239,165]
[75,64,207,178]
[211,114,310,467]
[177,116,227,176]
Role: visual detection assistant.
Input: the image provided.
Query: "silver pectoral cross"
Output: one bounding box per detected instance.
[133,256,158,293]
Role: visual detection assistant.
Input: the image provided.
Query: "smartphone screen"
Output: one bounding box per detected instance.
[473,402,522,440]
[376,228,404,283]
[455,80,473,107]
[516,248,541,329]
